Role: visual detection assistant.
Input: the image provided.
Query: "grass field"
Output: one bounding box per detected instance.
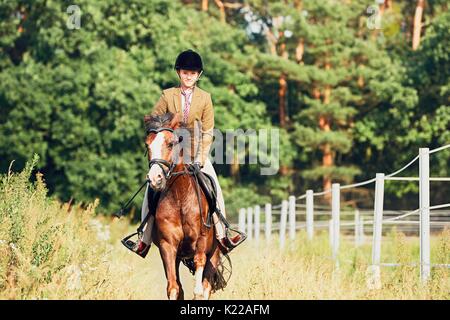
[1,160,449,300]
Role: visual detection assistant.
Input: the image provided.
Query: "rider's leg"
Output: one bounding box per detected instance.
[141,184,154,245]
[133,185,152,257]
[201,158,242,250]
[201,158,226,238]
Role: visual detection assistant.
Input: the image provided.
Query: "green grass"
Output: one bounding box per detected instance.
[0,157,448,299]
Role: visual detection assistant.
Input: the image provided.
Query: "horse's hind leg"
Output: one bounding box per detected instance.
[159,241,180,300]
[202,248,221,300]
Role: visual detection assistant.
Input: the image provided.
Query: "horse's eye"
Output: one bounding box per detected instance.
[168,142,174,148]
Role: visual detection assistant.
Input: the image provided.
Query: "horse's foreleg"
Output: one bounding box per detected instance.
[193,239,207,300]
[175,258,184,300]
[193,253,206,299]
[159,241,179,300]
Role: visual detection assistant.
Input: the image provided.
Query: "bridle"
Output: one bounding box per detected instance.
[146,127,185,180]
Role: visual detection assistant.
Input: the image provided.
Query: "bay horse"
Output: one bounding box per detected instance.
[144,112,225,300]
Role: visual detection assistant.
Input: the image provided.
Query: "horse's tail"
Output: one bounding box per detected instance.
[181,252,232,292]
[209,253,232,292]
[181,258,196,275]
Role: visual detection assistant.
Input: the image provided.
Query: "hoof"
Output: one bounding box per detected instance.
[168,289,178,300]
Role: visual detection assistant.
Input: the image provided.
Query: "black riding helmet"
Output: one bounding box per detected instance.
[174,49,203,72]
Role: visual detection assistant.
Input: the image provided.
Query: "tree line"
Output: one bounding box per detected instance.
[0,0,448,217]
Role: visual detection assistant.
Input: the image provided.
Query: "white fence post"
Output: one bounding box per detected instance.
[306,190,314,240]
[238,208,246,234]
[288,196,296,241]
[368,173,385,290]
[254,205,260,244]
[280,200,288,249]
[331,183,340,260]
[265,203,272,242]
[247,207,253,241]
[419,148,430,282]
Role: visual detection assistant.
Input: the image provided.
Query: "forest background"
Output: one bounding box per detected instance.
[0,0,448,219]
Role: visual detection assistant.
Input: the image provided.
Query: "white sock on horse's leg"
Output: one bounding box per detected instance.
[202,280,212,300]
[194,266,204,297]
[169,288,178,300]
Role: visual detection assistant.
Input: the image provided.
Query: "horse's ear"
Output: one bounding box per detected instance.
[170,113,182,130]
[144,115,152,125]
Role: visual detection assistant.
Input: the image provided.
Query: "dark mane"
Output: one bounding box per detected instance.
[144,112,188,135]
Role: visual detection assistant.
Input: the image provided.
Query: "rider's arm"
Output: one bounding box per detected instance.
[151,90,169,116]
[196,93,214,167]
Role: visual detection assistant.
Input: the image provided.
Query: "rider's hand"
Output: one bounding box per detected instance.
[193,162,203,173]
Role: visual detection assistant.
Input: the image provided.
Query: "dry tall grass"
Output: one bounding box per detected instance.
[1,157,448,299]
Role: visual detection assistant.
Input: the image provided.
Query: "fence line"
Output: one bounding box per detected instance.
[386,155,420,178]
[430,144,450,153]
[273,208,450,217]
[246,220,450,230]
[385,177,450,181]
[237,144,450,286]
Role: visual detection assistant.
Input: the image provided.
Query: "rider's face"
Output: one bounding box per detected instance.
[178,69,200,88]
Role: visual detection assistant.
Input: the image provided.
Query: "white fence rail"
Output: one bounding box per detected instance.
[236,144,450,285]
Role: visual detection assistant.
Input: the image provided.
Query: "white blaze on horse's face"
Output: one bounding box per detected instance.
[147,132,166,190]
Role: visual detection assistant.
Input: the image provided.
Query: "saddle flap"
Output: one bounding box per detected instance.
[195,170,219,216]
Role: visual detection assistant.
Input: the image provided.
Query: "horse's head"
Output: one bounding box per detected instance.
[143,112,185,191]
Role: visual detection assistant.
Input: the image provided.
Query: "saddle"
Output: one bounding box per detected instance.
[121,164,246,256]
[189,166,219,223]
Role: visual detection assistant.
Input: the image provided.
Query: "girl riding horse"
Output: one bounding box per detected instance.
[132,50,243,258]
[142,112,226,300]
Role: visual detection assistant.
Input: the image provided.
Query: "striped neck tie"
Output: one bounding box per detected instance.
[180,88,193,123]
